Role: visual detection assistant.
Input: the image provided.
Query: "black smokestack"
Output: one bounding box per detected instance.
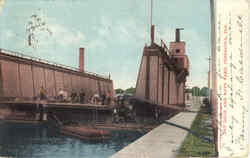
[176,28,184,42]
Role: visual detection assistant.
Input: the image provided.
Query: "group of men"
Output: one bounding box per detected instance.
[90,91,112,105]
[39,86,111,105]
[70,89,85,104]
[39,87,86,104]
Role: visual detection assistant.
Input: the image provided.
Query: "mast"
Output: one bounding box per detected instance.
[150,0,153,26]
[150,0,155,45]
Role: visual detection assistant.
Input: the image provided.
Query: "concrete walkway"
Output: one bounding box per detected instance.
[110,102,201,158]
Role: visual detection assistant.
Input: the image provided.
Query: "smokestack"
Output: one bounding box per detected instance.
[176,28,184,42]
[79,48,84,72]
[151,25,155,44]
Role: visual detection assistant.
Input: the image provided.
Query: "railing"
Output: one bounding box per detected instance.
[0,48,110,80]
[160,39,171,56]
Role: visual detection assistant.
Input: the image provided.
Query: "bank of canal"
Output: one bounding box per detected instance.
[177,106,216,157]
[0,121,145,158]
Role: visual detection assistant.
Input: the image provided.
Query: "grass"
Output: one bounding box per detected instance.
[177,106,216,157]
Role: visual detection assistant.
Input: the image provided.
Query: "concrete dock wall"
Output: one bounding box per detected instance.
[110,101,200,158]
[0,51,113,100]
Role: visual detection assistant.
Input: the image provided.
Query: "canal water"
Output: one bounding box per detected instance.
[0,121,145,158]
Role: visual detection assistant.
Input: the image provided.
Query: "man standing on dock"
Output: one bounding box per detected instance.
[39,86,47,100]
[101,93,106,105]
[58,88,64,101]
[71,89,77,103]
[79,89,85,104]
[38,86,47,121]
[93,93,99,104]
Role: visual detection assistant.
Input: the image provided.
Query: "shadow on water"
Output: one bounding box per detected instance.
[0,121,145,158]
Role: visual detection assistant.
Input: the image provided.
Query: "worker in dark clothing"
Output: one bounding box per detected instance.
[154,107,160,121]
[71,89,77,103]
[120,95,124,106]
[101,93,106,105]
[117,95,120,105]
[79,89,85,104]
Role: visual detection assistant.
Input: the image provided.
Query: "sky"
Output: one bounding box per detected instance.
[0,0,211,89]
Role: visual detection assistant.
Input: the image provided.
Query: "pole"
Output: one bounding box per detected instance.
[150,0,155,44]
[150,0,153,26]
[210,0,218,155]
[208,56,211,101]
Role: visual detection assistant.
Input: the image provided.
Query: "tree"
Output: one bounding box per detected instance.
[115,88,124,94]
[192,86,200,96]
[200,87,209,96]
[185,88,192,93]
[125,87,136,94]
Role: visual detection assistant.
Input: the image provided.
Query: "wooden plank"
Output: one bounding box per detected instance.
[169,71,177,105]
[77,75,82,91]
[149,56,158,103]
[145,55,150,99]
[0,60,21,97]
[44,69,56,97]
[33,66,46,97]
[71,75,78,91]
[55,71,64,92]
[63,73,72,92]
[135,56,147,99]
[177,82,185,105]
[20,64,34,98]
[163,68,169,104]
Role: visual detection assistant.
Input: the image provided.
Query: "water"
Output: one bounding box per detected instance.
[0,122,145,158]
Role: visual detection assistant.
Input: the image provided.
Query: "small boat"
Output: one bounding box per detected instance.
[61,126,110,140]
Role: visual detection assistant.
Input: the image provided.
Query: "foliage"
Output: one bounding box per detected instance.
[115,88,124,94]
[190,86,209,96]
[191,87,200,96]
[177,106,216,157]
[26,9,52,49]
[200,87,209,96]
[115,87,136,95]
[185,88,192,93]
[125,87,136,94]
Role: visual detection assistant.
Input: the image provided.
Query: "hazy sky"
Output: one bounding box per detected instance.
[0,0,211,89]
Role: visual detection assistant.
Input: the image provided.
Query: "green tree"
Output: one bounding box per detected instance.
[200,87,209,96]
[115,88,124,94]
[185,88,192,93]
[192,86,200,96]
[125,87,136,94]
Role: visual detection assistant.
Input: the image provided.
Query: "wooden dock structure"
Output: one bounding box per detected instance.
[135,27,189,110]
[0,48,114,101]
[0,101,114,111]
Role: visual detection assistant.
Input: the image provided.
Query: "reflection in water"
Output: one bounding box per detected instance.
[0,122,144,158]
